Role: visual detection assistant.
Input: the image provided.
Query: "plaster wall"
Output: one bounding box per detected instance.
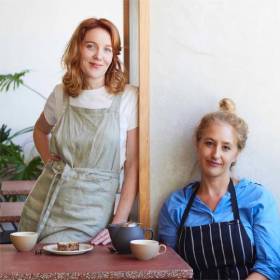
[150,0,280,228]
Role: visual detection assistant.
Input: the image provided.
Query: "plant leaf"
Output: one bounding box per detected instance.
[8,126,34,141]
[0,124,11,143]
[15,156,43,180]
[0,124,43,184]
[0,70,29,93]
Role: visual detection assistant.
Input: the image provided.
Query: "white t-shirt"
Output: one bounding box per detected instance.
[44,84,138,169]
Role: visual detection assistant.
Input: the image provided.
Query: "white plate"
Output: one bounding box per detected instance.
[43,243,94,255]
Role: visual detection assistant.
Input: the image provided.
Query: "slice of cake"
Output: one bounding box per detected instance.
[57,241,79,251]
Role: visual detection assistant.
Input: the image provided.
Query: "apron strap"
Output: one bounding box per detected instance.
[36,161,66,236]
[177,182,199,234]
[228,178,240,220]
[178,178,240,235]
[109,94,122,112]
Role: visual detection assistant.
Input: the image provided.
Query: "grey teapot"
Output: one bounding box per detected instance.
[108,222,153,254]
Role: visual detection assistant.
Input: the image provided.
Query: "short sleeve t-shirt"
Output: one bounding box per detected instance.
[43,84,138,169]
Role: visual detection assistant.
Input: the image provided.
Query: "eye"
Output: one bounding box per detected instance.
[104,47,112,53]
[85,43,97,50]
[222,145,231,151]
[204,140,213,147]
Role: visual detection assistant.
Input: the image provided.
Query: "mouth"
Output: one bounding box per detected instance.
[207,160,222,167]
[89,62,104,68]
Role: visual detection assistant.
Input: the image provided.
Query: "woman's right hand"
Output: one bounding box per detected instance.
[90,228,111,245]
[47,153,61,163]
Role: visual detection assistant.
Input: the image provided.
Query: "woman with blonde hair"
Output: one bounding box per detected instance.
[158,98,280,279]
[19,18,138,245]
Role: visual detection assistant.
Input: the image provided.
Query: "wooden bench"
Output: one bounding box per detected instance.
[0,181,32,243]
[0,202,24,243]
[0,180,33,232]
[1,180,35,196]
[0,202,25,223]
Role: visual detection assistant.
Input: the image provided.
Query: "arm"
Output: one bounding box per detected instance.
[246,272,267,280]
[248,186,280,279]
[112,127,139,223]
[91,128,139,245]
[158,197,179,249]
[33,112,59,164]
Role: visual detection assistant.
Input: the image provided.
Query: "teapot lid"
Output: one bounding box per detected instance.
[121,222,139,227]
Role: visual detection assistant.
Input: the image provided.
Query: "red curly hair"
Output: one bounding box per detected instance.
[62,18,127,97]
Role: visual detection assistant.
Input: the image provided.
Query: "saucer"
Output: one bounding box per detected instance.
[43,243,94,255]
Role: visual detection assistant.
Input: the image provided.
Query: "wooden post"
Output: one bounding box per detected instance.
[123,0,130,80]
[138,0,150,229]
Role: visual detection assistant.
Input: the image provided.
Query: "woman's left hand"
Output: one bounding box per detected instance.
[90,228,111,245]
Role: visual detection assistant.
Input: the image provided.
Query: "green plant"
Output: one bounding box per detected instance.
[0,124,43,181]
[0,70,46,100]
[0,70,45,180]
[0,70,45,201]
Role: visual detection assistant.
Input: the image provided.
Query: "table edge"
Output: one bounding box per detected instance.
[0,268,193,280]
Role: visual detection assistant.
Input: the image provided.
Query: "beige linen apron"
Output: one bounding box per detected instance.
[19,94,121,243]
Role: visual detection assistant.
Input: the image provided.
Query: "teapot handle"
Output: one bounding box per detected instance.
[143,228,154,240]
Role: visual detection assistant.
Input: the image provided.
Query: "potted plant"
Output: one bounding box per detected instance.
[0,71,45,201]
[0,124,43,180]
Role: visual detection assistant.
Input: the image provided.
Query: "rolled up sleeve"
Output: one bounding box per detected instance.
[251,190,280,279]
[158,200,178,249]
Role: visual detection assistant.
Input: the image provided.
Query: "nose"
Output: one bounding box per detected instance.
[211,146,221,159]
[93,47,102,60]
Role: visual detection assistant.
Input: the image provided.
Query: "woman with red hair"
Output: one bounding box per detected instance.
[20,18,138,245]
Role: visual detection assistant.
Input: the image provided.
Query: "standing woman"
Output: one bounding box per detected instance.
[19,18,138,244]
[158,99,280,279]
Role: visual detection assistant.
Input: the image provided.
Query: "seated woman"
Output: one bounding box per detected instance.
[158,98,280,280]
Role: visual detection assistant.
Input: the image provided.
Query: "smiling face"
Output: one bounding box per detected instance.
[80,27,113,89]
[196,120,239,180]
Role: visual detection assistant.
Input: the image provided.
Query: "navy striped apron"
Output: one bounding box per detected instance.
[176,179,255,279]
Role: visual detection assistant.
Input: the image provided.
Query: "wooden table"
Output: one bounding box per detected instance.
[0,244,193,279]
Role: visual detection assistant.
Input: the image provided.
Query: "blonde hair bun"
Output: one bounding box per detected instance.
[219,98,236,113]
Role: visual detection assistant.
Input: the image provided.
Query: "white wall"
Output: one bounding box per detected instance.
[129,0,139,86]
[150,0,280,228]
[0,0,123,155]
